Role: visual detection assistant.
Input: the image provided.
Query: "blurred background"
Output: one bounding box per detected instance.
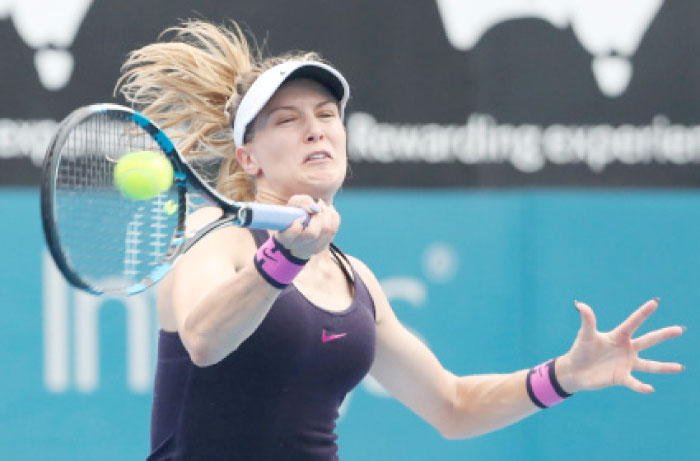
[1,1,699,459]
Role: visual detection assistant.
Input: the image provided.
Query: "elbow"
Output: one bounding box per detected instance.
[439,426,461,440]
[436,378,479,441]
[180,317,212,366]
[436,381,462,440]
[181,326,244,367]
[441,428,480,441]
[186,336,215,367]
[180,313,226,367]
[190,349,215,368]
[437,409,468,440]
[181,330,220,367]
[438,417,479,441]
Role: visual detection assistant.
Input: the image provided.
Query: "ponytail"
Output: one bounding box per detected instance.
[116,20,325,201]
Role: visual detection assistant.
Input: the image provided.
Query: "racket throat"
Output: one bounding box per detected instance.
[236,206,253,227]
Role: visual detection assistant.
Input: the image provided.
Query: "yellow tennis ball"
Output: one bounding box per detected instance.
[113,150,173,200]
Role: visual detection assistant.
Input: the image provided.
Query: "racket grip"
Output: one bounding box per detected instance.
[246,203,309,230]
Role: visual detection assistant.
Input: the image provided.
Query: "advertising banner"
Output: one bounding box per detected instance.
[1,1,699,187]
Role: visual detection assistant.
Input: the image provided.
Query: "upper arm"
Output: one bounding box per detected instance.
[348,255,457,433]
[160,207,255,335]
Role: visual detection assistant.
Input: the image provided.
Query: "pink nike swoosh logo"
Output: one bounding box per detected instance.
[262,248,278,262]
[322,330,347,343]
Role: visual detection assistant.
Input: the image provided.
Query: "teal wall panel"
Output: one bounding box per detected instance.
[1,188,697,459]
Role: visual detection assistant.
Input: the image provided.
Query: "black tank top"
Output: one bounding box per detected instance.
[148,230,376,460]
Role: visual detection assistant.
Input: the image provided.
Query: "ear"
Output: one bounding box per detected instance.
[235,145,261,176]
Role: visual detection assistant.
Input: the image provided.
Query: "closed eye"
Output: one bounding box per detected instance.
[317,100,340,118]
[318,105,340,118]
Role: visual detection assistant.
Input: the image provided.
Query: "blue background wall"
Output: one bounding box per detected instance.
[1,188,696,460]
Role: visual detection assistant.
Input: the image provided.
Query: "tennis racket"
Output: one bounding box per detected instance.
[41,103,308,296]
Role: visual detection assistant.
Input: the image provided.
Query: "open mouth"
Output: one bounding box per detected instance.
[304,150,332,163]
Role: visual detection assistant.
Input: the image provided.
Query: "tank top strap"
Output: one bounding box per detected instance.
[346,266,375,320]
[329,243,355,290]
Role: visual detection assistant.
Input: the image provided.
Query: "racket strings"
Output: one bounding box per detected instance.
[123,207,146,277]
[52,112,179,291]
[148,195,171,265]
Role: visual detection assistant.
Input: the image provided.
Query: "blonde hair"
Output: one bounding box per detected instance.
[115,20,323,201]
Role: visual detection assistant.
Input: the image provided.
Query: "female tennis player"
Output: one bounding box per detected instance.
[118,21,686,460]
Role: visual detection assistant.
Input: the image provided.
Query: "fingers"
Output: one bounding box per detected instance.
[623,375,654,394]
[633,325,686,351]
[286,194,320,213]
[613,298,659,338]
[318,199,340,241]
[635,358,685,374]
[311,199,340,241]
[302,202,324,238]
[276,196,340,259]
[574,300,597,340]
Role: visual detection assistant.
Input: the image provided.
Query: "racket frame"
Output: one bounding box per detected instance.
[41,103,294,296]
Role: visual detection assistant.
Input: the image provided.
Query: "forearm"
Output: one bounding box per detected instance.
[181,262,281,366]
[444,355,578,439]
[444,369,539,439]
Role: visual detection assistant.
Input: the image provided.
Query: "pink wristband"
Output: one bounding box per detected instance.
[254,236,308,289]
[526,358,572,409]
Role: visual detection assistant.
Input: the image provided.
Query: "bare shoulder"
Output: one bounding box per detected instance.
[185,205,223,230]
[346,254,375,282]
[183,206,256,268]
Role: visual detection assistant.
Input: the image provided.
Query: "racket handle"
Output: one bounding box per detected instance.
[245,203,309,230]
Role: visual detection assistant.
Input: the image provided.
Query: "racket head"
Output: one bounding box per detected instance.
[41,104,187,296]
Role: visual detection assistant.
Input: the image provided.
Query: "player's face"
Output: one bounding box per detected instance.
[246,78,347,202]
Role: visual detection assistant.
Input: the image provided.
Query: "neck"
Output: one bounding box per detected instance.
[255,189,289,206]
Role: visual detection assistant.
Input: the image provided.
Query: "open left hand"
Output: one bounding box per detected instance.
[555,299,685,394]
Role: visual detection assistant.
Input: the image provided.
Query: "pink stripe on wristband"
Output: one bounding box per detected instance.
[526,358,572,409]
[254,236,308,289]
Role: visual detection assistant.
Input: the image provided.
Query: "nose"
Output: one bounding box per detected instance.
[304,118,324,143]
[306,132,322,142]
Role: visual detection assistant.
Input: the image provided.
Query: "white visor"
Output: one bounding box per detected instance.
[232,60,350,146]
